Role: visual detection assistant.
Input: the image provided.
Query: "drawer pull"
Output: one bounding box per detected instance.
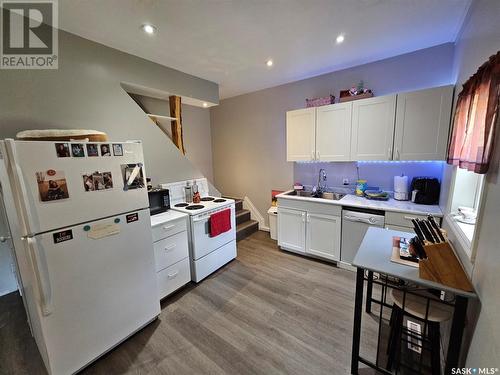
[162,224,175,231]
[164,244,176,252]
[403,216,417,221]
[167,271,179,279]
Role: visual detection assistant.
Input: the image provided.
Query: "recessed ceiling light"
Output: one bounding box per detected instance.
[266,59,273,67]
[141,24,157,35]
[336,34,345,44]
[202,102,208,108]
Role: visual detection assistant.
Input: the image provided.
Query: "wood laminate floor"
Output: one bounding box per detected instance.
[0,231,381,375]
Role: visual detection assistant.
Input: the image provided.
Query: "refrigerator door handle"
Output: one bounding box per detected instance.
[4,140,33,236]
[26,237,52,316]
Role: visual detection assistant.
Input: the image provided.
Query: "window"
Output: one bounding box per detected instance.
[446,166,485,260]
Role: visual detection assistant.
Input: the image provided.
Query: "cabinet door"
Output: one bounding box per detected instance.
[306,213,341,261]
[277,207,306,253]
[351,94,397,160]
[394,85,453,160]
[316,102,352,161]
[286,108,316,161]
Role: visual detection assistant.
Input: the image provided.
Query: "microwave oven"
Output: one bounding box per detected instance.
[148,188,170,215]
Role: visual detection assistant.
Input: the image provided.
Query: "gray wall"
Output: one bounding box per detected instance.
[128,94,214,183]
[0,29,218,185]
[210,43,456,225]
[449,0,500,367]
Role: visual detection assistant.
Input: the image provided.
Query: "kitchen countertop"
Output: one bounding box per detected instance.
[353,227,475,297]
[277,190,443,217]
[150,210,188,227]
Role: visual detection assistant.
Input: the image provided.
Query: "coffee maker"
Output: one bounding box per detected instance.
[410,177,440,205]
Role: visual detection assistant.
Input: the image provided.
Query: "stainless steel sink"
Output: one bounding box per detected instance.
[286,190,345,201]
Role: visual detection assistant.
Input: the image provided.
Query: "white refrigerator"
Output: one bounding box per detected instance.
[0,139,160,375]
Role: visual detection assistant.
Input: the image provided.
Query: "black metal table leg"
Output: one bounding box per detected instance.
[366,270,374,313]
[351,267,365,374]
[445,295,468,373]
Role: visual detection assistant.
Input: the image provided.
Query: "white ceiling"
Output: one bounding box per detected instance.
[59,0,471,99]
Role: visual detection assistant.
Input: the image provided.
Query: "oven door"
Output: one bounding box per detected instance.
[191,205,236,260]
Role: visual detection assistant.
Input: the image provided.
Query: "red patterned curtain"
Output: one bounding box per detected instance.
[447,52,500,174]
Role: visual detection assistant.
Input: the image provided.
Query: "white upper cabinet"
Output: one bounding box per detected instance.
[393,85,454,160]
[350,94,397,161]
[286,108,316,161]
[285,85,454,162]
[316,102,352,161]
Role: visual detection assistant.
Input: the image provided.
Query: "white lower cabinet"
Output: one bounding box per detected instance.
[306,213,341,261]
[277,203,341,262]
[277,207,306,253]
[151,212,190,301]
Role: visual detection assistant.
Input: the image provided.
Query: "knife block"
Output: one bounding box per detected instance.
[418,242,474,292]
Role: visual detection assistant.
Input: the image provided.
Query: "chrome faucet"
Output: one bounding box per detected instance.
[313,168,327,196]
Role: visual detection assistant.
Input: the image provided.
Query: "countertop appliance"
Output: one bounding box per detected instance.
[148,188,170,215]
[410,177,440,205]
[394,175,409,201]
[164,179,236,282]
[341,207,385,264]
[0,139,160,375]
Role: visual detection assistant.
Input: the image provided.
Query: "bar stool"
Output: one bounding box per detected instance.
[386,289,453,374]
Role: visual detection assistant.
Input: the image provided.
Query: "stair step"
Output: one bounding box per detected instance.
[222,196,243,211]
[236,220,259,241]
[235,209,251,225]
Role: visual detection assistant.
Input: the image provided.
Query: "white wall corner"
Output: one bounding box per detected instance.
[243,196,269,232]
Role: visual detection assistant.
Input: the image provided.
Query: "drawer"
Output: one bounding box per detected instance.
[385,212,430,228]
[157,257,191,300]
[153,231,189,272]
[152,217,187,242]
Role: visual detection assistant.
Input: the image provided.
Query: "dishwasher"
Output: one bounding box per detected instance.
[341,208,385,264]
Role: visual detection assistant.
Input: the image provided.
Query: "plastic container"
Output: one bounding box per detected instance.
[268,206,278,240]
[355,179,368,196]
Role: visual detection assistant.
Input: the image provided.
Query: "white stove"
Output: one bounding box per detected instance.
[161,179,237,282]
[171,196,235,215]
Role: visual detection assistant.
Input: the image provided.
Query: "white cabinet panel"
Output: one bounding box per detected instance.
[157,258,191,300]
[153,231,189,272]
[286,108,316,161]
[394,85,453,160]
[306,213,341,261]
[351,94,397,160]
[316,102,352,161]
[277,207,306,253]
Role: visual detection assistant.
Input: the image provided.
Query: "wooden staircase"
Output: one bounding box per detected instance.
[232,198,259,241]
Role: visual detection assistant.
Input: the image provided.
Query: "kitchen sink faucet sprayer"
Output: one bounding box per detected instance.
[316,168,327,194]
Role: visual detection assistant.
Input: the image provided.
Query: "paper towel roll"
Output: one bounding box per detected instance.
[394,175,408,200]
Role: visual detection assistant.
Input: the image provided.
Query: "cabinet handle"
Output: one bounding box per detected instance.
[167,270,179,279]
[302,213,306,222]
[311,150,315,160]
[403,216,417,221]
[396,148,400,160]
[162,224,175,231]
[388,147,393,159]
[164,244,176,252]
[316,151,320,160]
[306,213,311,222]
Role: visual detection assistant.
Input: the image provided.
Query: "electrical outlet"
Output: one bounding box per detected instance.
[342,178,349,185]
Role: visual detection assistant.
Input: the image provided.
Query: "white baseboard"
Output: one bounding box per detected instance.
[337,261,356,272]
[242,196,267,231]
